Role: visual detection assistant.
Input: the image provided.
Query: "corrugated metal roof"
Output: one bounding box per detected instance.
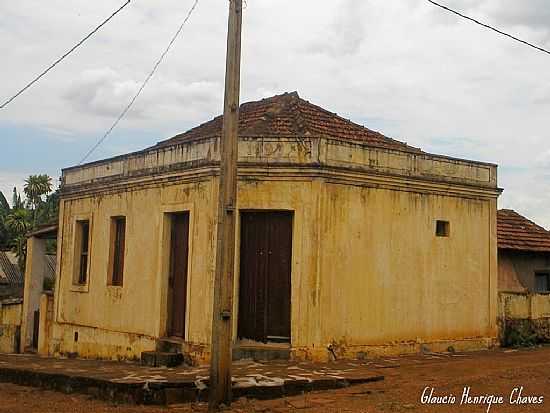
[1,297,23,305]
[44,254,56,282]
[0,251,23,285]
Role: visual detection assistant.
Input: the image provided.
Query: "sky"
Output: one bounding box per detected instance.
[1,0,549,226]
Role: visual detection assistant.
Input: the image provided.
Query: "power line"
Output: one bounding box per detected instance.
[0,1,132,110]
[79,0,200,165]
[427,0,550,56]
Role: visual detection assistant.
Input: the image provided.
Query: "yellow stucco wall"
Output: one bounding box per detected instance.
[52,178,217,359]
[531,295,550,318]
[0,302,22,326]
[38,293,54,356]
[500,292,550,320]
[237,178,497,360]
[314,184,496,358]
[52,169,498,361]
[0,302,22,354]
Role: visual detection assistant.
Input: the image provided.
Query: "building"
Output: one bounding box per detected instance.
[0,251,24,354]
[0,251,23,300]
[497,209,550,293]
[50,92,501,363]
[496,209,550,346]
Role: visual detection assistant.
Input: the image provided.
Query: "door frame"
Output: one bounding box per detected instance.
[236,209,294,344]
[166,211,190,338]
[158,204,194,340]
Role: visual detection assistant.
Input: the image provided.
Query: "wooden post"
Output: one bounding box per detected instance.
[209,0,242,409]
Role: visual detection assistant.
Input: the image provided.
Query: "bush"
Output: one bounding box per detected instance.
[503,320,538,348]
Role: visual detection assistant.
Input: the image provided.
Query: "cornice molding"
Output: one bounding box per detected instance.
[61,164,500,201]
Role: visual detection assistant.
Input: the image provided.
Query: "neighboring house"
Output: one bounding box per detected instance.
[0,251,23,299]
[497,209,550,293]
[51,92,501,363]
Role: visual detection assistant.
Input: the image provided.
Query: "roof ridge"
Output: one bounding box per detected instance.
[499,209,549,232]
[292,95,416,149]
[497,209,550,252]
[241,91,300,109]
[153,92,422,152]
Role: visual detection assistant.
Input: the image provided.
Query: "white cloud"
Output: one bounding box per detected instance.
[62,67,222,124]
[467,0,550,31]
[499,166,550,229]
[63,67,142,118]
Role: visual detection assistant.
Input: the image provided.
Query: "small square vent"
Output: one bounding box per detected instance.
[436,220,450,237]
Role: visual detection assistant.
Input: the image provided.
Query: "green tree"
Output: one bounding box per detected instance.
[24,174,53,226]
[0,191,9,212]
[12,187,23,210]
[1,176,59,267]
[36,189,59,226]
[0,191,10,249]
[5,209,31,235]
[4,209,31,270]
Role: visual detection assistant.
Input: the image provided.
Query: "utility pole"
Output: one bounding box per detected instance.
[209,0,242,410]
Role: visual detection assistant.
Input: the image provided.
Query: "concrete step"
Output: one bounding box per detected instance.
[233,346,291,362]
[156,338,184,354]
[141,351,184,368]
[0,352,385,405]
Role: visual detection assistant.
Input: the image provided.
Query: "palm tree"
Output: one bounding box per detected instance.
[24,174,53,227]
[4,209,31,270]
[5,209,31,237]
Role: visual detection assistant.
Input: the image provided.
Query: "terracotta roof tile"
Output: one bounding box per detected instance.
[497,209,550,252]
[153,92,421,152]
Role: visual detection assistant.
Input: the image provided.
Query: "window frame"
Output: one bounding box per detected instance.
[71,216,92,291]
[535,272,550,293]
[108,216,126,287]
[77,220,90,285]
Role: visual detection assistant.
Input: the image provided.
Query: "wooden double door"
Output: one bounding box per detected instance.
[238,211,293,343]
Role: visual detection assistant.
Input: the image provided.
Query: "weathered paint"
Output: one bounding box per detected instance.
[0,300,22,354]
[21,236,47,351]
[61,137,497,193]
[0,301,22,326]
[498,250,550,293]
[52,136,500,362]
[52,179,217,360]
[500,292,550,320]
[38,293,54,356]
[498,292,550,344]
[498,253,528,293]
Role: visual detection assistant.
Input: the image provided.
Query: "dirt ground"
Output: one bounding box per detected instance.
[1,346,550,413]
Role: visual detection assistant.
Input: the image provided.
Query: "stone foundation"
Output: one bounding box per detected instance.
[292,337,496,363]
